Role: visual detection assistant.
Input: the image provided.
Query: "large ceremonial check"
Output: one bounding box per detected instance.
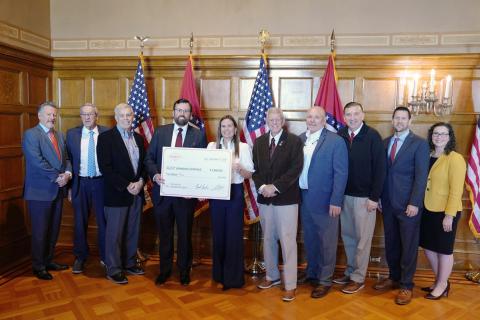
[160,147,232,200]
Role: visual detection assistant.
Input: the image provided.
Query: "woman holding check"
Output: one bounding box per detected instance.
[207,115,254,290]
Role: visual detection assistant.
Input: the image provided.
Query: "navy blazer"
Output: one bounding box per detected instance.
[144,123,207,205]
[66,125,108,198]
[299,129,348,214]
[22,125,72,201]
[97,127,147,207]
[381,131,429,211]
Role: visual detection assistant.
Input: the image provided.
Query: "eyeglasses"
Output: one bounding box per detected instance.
[174,108,191,114]
[432,132,449,137]
[80,113,96,117]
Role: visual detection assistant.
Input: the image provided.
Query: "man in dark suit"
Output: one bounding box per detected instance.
[22,101,72,280]
[97,103,147,284]
[66,103,108,274]
[297,106,348,299]
[374,106,429,305]
[252,107,303,302]
[144,98,207,286]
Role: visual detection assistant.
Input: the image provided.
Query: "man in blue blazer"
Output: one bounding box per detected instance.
[66,103,108,274]
[144,98,207,286]
[22,101,72,280]
[375,106,429,305]
[298,107,348,299]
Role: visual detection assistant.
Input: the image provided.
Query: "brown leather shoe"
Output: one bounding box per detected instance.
[395,289,413,305]
[341,281,365,294]
[373,278,400,291]
[282,289,296,302]
[311,285,331,299]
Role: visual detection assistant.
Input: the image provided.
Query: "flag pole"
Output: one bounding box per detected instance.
[133,35,151,265]
[246,29,270,276]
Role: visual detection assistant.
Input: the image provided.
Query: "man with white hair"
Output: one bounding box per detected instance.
[97,103,147,284]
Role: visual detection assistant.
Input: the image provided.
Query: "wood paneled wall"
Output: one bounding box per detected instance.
[0,44,52,274]
[52,54,480,271]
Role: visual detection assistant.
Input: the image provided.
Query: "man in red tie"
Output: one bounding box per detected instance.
[334,102,386,294]
[144,98,207,286]
[22,101,72,280]
[374,106,429,305]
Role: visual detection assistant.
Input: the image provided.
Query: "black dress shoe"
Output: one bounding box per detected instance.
[46,262,69,271]
[421,286,433,292]
[34,269,53,280]
[180,271,190,286]
[107,272,128,284]
[155,272,171,285]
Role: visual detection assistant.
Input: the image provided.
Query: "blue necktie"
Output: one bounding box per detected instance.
[87,130,96,177]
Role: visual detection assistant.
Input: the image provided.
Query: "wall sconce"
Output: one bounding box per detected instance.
[397,69,453,116]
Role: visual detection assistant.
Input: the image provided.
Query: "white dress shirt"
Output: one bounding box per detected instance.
[170,123,189,147]
[299,128,323,189]
[207,138,254,184]
[79,126,101,177]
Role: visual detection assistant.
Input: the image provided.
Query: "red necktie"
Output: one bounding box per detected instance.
[390,138,399,163]
[175,128,183,147]
[349,132,355,145]
[269,137,276,158]
[48,130,61,159]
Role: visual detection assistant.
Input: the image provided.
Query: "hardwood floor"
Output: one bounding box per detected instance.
[0,252,479,320]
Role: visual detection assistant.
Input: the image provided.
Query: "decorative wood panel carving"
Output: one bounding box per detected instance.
[0,113,22,146]
[59,78,85,107]
[0,68,21,105]
[28,73,48,105]
[92,78,120,108]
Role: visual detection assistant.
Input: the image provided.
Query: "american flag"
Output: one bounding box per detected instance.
[314,53,345,132]
[129,57,154,144]
[241,56,273,224]
[465,117,480,238]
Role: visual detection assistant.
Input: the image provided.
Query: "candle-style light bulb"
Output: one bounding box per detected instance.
[444,75,452,99]
[429,69,436,92]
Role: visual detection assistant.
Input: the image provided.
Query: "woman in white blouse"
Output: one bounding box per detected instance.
[207,115,254,290]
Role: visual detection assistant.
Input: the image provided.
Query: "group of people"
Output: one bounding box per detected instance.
[22,98,466,306]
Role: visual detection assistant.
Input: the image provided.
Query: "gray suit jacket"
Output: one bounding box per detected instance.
[299,129,348,214]
[22,124,71,201]
[381,131,429,211]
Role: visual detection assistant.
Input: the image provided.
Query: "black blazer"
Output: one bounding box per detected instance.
[144,123,207,205]
[252,130,303,206]
[97,127,147,207]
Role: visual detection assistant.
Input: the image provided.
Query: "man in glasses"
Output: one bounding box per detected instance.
[66,103,108,274]
[145,98,207,286]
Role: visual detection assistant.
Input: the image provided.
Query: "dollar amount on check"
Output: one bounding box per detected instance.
[160,147,232,200]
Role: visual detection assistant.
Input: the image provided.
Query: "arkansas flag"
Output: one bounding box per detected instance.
[179,55,208,216]
[314,53,345,132]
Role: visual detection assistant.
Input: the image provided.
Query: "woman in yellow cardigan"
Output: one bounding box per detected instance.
[420,122,466,300]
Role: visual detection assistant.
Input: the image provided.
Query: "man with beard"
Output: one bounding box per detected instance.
[374,106,429,305]
[145,98,207,286]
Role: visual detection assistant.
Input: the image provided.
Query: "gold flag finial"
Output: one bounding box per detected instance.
[330,29,336,53]
[134,35,150,56]
[189,32,194,55]
[259,29,270,55]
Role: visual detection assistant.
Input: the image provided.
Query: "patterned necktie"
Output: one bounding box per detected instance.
[87,130,96,177]
[175,128,183,147]
[48,130,61,159]
[269,137,276,158]
[349,131,355,145]
[390,138,399,163]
